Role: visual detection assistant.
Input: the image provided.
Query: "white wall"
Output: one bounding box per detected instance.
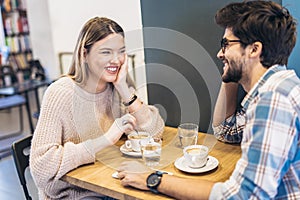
[26,0,147,101]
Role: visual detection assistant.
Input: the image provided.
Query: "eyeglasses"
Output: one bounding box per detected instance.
[221,38,244,54]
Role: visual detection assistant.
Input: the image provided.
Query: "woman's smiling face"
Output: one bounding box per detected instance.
[85,33,126,84]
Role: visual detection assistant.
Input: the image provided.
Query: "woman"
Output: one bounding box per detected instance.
[30,17,164,199]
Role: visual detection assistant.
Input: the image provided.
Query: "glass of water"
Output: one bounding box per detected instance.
[178,123,198,148]
[141,139,162,167]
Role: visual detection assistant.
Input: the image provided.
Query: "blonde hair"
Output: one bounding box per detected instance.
[68,17,124,84]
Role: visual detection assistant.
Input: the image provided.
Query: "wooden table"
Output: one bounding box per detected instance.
[63,127,241,200]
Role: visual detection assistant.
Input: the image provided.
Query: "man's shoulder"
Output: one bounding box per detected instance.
[261,70,300,96]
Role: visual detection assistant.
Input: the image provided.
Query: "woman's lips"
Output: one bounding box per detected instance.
[105,66,119,74]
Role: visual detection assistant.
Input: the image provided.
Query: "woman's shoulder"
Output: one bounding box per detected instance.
[45,76,74,97]
[49,76,73,88]
[50,76,73,86]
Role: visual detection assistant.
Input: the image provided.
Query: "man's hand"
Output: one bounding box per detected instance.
[117,161,152,190]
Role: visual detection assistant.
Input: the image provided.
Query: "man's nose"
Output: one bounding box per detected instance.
[217,49,224,60]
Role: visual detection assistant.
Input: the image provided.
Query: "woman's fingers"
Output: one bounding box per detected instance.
[116,113,137,133]
[121,54,128,72]
[114,54,128,86]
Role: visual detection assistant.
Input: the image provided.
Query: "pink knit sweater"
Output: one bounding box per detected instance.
[30,77,164,199]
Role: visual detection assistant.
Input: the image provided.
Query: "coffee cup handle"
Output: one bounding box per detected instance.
[125,140,132,149]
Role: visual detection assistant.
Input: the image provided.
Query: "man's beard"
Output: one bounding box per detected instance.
[222,59,243,83]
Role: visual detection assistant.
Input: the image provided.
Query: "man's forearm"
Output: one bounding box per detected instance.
[213,82,239,127]
[158,175,214,200]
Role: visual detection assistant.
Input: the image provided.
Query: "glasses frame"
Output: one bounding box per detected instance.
[221,38,244,54]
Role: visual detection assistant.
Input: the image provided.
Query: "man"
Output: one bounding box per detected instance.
[118,1,300,199]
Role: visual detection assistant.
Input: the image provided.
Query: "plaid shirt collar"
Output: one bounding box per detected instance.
[241,64,287,110]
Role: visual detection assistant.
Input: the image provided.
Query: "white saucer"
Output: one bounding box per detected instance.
[174,155,219,173]
[120,144,142,157]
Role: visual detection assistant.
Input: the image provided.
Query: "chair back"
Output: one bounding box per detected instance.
[11,135,33,200]
[28,59,46,81]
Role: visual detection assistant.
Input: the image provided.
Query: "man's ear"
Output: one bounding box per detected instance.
[249,41,262,58]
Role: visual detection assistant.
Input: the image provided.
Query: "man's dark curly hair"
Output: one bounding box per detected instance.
[215,0,297,68]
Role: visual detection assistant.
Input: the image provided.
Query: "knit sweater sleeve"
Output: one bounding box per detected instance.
[131,103,165,138]
[29,81,98,191]
[112,86,165,138]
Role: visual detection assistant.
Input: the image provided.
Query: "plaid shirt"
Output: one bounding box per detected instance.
[213,108,245,143]
[210,65,300,199]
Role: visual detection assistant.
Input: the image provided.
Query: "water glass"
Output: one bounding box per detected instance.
[178,123,198,148]
[141,139,162,167]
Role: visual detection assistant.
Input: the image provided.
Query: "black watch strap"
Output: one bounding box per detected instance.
[123,94,137,106]
[146,171,166,194]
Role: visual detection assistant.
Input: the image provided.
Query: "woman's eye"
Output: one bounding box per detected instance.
[100,51,111,55]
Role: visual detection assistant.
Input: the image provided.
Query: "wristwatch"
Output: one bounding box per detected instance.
[146,171,166,194]
[123,94,137,106]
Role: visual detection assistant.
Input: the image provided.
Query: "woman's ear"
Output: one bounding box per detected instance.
[250,41,262,58]
[83,48,88,62]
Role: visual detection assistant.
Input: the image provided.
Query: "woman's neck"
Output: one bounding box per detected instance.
[80,79,108,94]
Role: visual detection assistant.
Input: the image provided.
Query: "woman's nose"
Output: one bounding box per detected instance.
[110,52,121,63]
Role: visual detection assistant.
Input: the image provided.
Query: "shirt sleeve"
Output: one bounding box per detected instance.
[212,108,245,143]
[210,91,298,199]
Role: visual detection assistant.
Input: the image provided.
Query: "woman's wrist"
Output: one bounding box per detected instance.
[115,84,132,101]
[128,100,143,114]
[115,84,143,113]
[124,96,144,114]
[123,93,138,106]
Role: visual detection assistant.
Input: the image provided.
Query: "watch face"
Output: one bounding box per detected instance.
[147,174,160,187]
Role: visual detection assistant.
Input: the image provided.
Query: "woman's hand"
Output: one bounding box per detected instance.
[113,54,128,90]
[104,113,136,144]
[113,54,133,101]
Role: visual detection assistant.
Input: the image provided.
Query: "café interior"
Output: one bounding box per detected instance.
[0,0,299,199]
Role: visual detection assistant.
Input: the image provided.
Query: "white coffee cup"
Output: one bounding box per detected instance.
[183,145,209,168]
[125,132,150,152]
